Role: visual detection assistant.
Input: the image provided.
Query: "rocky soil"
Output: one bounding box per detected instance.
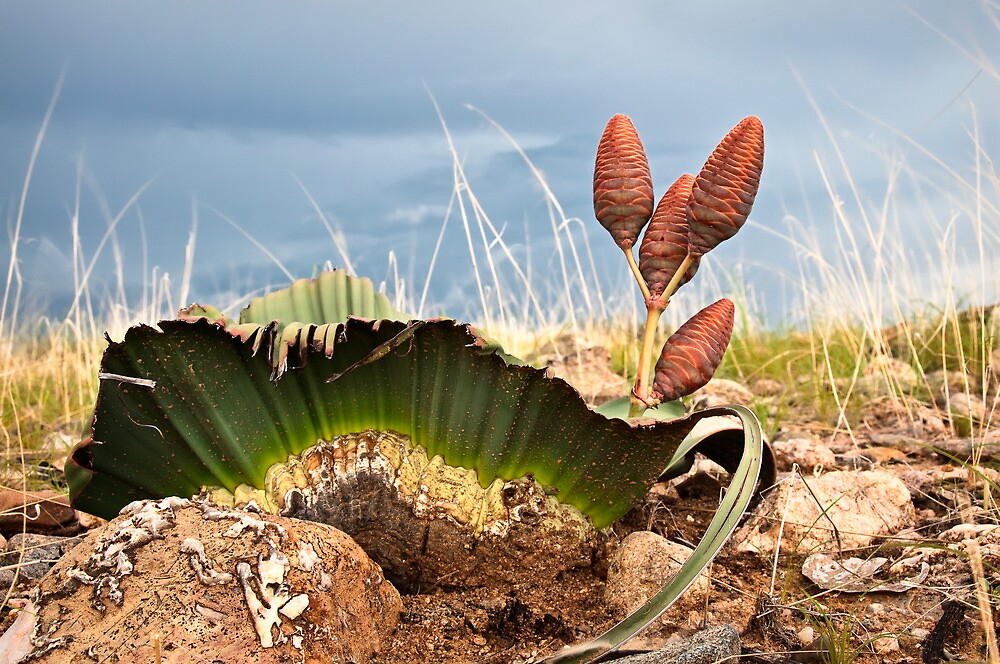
[1,345,999,663]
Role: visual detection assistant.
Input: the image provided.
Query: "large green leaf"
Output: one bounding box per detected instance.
[68,316,724,528]
[239,270,409,325]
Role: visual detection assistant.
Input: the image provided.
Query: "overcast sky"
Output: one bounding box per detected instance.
[2,1,999,327]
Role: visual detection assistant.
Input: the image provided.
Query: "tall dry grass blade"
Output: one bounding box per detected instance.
[83,171,130,317]
[417,188,457,319]
[291,173,356,276]
[178,199,198,311]
[431,95,556,333]
[206,205,294,282]
[67,179,154,332]
[427,94,492,327]
[2,74,63,341]
[467,105,606,321]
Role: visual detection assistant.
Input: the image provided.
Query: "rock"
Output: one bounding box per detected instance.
[989,349,1000,393]
[861,355,919,394]
[0,497,401,663]
[895,470,934,500]
[932,429,1000,460]
[772,437,836,473]
[734,470,914,554]
[0,489,78,536]
[944,392,988,422]
[872,635,900,655]
[0,533,84,583]
[545,344,628,406]
[605,531,710,620]
[612,624,741,663]
[926,369,978,399]
[690,378,753,410]
[751,378,784,397]
[855,446,908,465]
[800,551,928,592]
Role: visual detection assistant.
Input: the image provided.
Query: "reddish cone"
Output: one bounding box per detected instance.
[688,116,764,257]
[639,173,700,299]
[652,298,735,402]
[594,114,655,250]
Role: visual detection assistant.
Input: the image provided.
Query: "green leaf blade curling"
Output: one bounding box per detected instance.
[69,317,704,528]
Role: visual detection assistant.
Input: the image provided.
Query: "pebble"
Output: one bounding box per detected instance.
[0,533,84,585]
[611,624,740,663]
[772,437,835,473]
[0,489,79,536]
[734,470,914,553]
[605,531,709,619]
[690,378,753,409]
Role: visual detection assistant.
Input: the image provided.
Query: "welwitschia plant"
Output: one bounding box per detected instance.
[594,114,764,417]
[66,115,770,664]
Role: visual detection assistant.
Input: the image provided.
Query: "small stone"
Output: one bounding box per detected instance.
[945,392,987,422]
[896,470,934,498]
[0,490,79,536]
[544,344,628,406]
[0,533,84,582]
[926,369,978,398]
[734,470,914,554]
[752,378,784,396]
[612,624,740,663]
[872,635,899,654]
[862,355,919,393]
[857,446,908,464]
[690,378,753,409]
[772,437,836,473]
[605,531,710,620]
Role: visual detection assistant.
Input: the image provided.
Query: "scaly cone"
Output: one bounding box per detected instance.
[651,298,735,403]
[687,116,764,258]
[639,173,700,300]
[593,114,654,251]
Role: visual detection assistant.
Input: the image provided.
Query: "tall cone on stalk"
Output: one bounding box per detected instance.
[651,298,735,403]
[593,114,654,250]
[687,116,764,257]
[639,173,700,299]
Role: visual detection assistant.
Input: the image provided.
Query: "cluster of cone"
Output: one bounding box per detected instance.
[593,114,764,406]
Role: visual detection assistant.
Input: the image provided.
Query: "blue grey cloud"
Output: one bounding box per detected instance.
[2,1,998,324]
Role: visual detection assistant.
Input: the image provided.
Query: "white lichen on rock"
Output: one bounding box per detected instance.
[236,544,310,648]
[6,497,401,663]
[179,538,232,585]
[64,496,190,611]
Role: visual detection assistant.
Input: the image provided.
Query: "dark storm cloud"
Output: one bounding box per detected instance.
[1,1,999,323]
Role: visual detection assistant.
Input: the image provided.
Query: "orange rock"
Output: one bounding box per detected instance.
[0,489,78,536]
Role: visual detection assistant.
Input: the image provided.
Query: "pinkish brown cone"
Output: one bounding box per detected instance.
[594,114,654,250]
[639,173,700,299]
[652,298,735,402]
[688,116,764,258]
